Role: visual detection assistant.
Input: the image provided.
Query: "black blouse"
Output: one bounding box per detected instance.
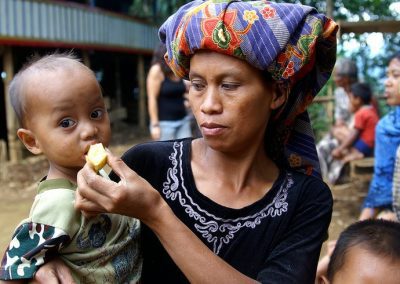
[115,138,333,284]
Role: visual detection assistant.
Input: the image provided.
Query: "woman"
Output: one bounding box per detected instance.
[360,52,400,221]
[35,1,338,283]
[146,42,192,140]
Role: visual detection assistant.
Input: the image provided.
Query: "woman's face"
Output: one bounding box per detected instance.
[333,69,351,89]
[384,58,400,106]
[188,51,284,153]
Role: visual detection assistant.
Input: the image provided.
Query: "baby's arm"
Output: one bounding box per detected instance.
[0,222,71,282]
[0,280,26,284]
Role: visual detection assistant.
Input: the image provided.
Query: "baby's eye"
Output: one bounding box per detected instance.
[59,119,75,128]
[91,109,103,119]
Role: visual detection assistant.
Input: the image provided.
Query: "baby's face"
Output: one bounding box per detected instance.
[332,246,400,284]
[25,67,111,174]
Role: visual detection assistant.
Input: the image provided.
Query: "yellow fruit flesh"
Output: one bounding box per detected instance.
[86,143,107,172]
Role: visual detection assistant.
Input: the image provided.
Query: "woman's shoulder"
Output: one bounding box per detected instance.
[286,170,332,197]
[147,63,164,81]
[283,170,333,211]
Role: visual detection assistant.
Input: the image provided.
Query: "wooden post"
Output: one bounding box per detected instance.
[115,57,122,107]
[137,55,146,130]
[82,50,91,68]
[325,0,336,125]
[326,0,333,18]
[4,46,21,162]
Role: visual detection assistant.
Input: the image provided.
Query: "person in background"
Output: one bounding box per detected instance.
[316,53,400,282]
[33,1,338,283]
[317,219,400,284]
[331,82,379,163]
[317,58,358,184]
[0,53,141,283]
[146,42,192,140]
[360,53,400,221]
[392,145,400,221]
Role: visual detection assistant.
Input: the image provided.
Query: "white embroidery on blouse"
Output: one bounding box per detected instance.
[162,142,291,254]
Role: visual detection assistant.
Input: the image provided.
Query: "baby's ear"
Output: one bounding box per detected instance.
[17,128,42,155]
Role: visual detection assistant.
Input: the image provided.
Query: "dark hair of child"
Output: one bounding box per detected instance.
[350,82,372,105]
[327,219,400,281]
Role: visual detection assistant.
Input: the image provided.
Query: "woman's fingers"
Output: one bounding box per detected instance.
[76,164,117,212]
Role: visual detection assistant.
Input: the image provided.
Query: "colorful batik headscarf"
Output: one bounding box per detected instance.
[159,0,338,177]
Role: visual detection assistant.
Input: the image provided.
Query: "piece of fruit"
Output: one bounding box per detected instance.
[86,143,107,172]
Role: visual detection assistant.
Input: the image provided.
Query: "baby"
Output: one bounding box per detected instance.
[318,219,400,283]
[0,53,141,283]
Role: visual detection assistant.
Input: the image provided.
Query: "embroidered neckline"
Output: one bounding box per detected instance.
[162,141,292,254]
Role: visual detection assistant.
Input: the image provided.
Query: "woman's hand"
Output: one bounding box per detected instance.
[31,259,75,284]
[75,151,164,224]
[150,124,161,140]
[77,150,255,284]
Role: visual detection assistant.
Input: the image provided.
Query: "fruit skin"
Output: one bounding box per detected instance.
[86,143,107,172]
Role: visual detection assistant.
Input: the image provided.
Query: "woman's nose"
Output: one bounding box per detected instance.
[200,86,222,114]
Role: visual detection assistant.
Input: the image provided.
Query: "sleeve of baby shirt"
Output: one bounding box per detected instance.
[0,188,81,280]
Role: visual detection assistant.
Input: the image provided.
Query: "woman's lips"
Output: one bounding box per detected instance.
[201,122,226,136]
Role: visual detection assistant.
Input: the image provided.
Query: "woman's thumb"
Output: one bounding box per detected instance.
[105,150,133,180]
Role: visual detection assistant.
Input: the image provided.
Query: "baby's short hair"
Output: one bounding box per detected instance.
[327,219,400,281]
[9,51,89,127]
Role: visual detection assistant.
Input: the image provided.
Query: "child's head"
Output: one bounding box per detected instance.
[348,82,372,113]
[10,52,111,180]
[325,219,400,284]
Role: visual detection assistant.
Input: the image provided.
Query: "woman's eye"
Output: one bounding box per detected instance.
[59,119,75,128]
[190,82,204,91]
[91,109,103,119]
[387,71,400,79]
[222,83,239,90]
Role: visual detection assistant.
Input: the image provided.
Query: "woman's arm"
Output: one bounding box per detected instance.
[76,152,258,284]
[146,64,163,140]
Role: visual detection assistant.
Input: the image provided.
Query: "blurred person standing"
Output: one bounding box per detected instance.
[146,43,192,140]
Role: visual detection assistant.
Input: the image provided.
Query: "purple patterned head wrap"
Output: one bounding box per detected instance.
[159,0,338,177]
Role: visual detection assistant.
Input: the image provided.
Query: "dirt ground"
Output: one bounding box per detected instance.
[0,122,365,258]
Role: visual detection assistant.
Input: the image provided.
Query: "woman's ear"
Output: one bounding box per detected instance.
[17,128,42,155]
[270,93,286,109]
[270,84,287,110]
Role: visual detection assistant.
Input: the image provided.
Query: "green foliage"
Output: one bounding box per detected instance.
[128,0,191,25]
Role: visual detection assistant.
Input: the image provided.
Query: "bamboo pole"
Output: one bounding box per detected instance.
[326,0,335,124]
[4,46,21,162]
